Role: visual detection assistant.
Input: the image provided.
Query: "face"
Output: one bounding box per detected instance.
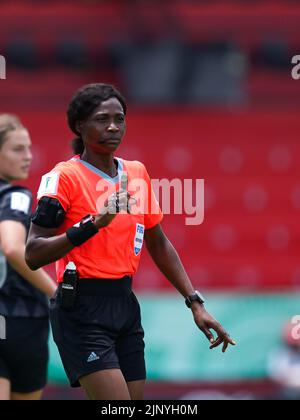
[77,97,126,155]
[0,129,33,182]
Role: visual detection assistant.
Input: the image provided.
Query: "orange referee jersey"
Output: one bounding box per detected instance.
[37,155,163,282]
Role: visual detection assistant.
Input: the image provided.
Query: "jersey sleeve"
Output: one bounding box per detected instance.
[0,188,32,228]
[37,169,71,211]
[141,163,163,230]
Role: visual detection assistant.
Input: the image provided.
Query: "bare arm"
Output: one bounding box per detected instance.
[145,223,236,352]
[25,189,131,270]
[25,222,74,271]
[0,220,57,298]
[145,224,195,297]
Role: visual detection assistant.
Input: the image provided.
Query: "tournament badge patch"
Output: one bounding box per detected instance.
[134,223,145,256]
[37,172,59,199]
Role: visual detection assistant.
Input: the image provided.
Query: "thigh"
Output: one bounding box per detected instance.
[0,378,10,400]
[11,390,43,400]
[127,379,145,400]
[79,369,131,400]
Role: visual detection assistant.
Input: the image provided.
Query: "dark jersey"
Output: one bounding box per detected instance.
[0,180,48,318]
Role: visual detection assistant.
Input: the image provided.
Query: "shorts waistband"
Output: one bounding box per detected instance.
[75,276,132,296]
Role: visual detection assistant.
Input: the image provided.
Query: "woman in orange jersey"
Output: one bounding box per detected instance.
[25,84,235,400]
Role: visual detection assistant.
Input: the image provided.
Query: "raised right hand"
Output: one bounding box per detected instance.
[94,190,132,229]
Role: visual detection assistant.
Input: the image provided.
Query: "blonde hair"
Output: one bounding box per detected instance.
[0,114,24,149]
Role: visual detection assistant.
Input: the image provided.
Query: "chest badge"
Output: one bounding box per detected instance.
[134,223,145,256]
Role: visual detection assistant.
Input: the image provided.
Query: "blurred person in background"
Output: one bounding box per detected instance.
[268,321,300,400]
[25,83,235,400]
[0,114,57,400]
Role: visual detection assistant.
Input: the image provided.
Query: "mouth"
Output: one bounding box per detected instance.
[21,165,31,171]
[98,139,121,146]
[100,138,120,143]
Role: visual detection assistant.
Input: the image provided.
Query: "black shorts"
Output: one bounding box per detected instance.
[50,276,146,388]
[0,317,49,393]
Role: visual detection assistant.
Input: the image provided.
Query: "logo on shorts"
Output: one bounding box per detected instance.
[87,352,100,363]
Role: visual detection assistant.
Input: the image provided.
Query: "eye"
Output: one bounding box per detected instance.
[96,115,108,122]
[116,115,125,122]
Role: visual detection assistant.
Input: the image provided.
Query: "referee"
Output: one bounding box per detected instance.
[25,84,235,400]
[0,115,56,400]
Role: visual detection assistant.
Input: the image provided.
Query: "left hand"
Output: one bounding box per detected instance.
[192,303,236,353]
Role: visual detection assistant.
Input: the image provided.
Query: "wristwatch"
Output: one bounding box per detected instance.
[185,290,205,308]
[66,214,98,247]
[80,214,96,229]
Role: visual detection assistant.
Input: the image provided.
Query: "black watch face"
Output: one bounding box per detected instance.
[195,291,205,303]
[185,291,205,308]
[185,297,192,308]
[82,215,93,225]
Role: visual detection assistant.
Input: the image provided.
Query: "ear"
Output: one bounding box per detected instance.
[75,121,83,134]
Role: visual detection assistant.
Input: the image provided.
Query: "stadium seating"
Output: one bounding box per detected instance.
[1,0,300,108]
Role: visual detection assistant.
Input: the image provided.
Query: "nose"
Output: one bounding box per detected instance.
[24,148,33,162]
[107,121,119,132]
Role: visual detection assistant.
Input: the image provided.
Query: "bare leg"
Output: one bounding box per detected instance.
[127,379,145,400]
[79,369,131,400]
[11,389,43,400]
[0,378,10,400]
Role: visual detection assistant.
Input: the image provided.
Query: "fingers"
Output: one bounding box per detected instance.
[222,341,229,353]
[205,321,236,352]
[107,191,132,214]
[209,337,223,350]
[200,327,214,344]
[200,326,236,353]
[197,312,236,353]
[210,334,236,353]
[104,170,134,214]
[120,172,135,213]
[107,193,118,214]
[120,171,128,192]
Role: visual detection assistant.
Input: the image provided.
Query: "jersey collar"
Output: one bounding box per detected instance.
[74,156,124,185]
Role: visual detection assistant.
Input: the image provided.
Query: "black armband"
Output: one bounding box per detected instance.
[32,197,66,228]
[66,214,99,247]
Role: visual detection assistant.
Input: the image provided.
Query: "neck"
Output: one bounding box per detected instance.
[80,150,118,177]
[0,173,11,184]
